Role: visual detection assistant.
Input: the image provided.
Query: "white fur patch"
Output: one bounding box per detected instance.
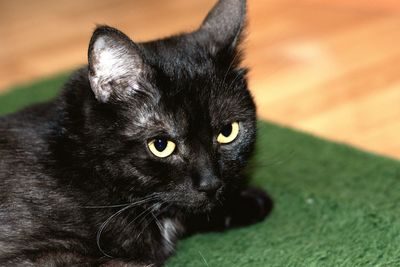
[161,218,178,251]
[89,35,141,102]
[93,36,130,81]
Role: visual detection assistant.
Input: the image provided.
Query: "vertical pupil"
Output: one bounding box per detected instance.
[154,139,167,151]
[221,124,232,137]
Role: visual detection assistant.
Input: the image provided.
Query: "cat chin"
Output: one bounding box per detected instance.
[191,202,219,214]
[171,198,220,214]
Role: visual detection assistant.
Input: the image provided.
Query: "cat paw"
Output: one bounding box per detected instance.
[226,187,273,228]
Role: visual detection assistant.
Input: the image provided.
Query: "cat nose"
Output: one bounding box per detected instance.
[197,174,222,196]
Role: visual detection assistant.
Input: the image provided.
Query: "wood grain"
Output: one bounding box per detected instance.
[0,0,399,158]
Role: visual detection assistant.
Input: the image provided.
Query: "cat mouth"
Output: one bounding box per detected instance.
[173,200,218,214]
[160,184,225,213]
[169,192,223,213]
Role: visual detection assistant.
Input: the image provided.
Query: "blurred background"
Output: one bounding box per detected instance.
[0,0,399,159]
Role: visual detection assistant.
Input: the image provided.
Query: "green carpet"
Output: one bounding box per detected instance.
[1,75,399,266]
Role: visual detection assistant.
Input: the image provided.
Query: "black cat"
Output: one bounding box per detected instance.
[0,0,272,266]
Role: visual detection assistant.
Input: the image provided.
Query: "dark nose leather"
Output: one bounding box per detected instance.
[191,144,222,196]
[197,173,222,196]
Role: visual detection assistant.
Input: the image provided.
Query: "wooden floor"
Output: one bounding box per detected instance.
[1,0,399,159]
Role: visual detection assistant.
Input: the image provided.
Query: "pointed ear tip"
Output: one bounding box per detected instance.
[88,26,113,67]
[201,0,247,27]
[93,24,116,34]
[89,25,135,47]
[89,25,124,53]
[90,25,116,42]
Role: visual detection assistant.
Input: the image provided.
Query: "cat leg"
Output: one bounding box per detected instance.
[185,186,273,233]
[223,186,273,228]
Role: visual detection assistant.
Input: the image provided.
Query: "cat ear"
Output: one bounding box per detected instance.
[197,0,246,53]
[88,26,146,102]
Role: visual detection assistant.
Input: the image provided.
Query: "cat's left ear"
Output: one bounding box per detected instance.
[196,0,246,53]
[88,26,148,102]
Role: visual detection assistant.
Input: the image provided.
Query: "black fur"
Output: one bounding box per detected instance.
[0,0,272,266]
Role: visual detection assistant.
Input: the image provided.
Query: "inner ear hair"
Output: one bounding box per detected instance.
[87,26,146,103]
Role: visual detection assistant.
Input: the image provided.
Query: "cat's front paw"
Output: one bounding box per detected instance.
[225,187,273,228]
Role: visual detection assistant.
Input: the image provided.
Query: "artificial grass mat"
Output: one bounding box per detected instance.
[1,75,399,267]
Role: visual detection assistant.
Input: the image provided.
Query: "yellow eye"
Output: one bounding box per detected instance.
[217,122,240,144]
[148,138,176,158]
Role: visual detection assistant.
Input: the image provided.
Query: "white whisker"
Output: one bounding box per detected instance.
[218,52,240,91]
[136,202,168,239]
[96,194,160,258]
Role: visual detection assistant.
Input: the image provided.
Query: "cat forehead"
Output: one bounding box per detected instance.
[123,102,188,138]
[127,85,248,126]
[141,36,216,78]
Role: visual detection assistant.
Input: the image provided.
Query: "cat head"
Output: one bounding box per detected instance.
[85,0,256,211]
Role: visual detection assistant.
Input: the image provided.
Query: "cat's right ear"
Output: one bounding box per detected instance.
[196,0,246,54]
[88,26,147,103]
